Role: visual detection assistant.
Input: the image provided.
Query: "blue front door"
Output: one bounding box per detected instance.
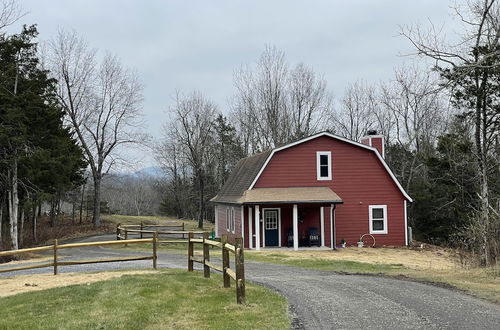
[264,209,279,246]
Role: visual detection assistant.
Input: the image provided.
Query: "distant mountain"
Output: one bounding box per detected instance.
[107,166,166,180]
[134,166,164,178]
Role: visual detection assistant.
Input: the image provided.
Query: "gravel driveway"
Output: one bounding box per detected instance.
[1,234,499,329]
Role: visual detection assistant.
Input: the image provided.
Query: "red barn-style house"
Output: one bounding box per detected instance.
[210,132,412,250]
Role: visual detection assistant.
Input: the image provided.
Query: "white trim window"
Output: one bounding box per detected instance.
[231,207,235,234]
[226,207,230,232]
[369,205,388,234]
[316,151,332,180]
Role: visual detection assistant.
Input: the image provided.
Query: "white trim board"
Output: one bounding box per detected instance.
[248,132,412,202]
[404,200,408,246]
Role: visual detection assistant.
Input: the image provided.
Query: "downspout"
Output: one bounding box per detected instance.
[330,204,337,249]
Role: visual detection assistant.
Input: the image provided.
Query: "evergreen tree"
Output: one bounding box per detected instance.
[0,25,86,249]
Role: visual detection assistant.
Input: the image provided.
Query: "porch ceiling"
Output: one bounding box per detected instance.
[240,187,343,205]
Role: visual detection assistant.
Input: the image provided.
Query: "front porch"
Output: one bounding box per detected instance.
[245,202,341,251]
[254,246,332,251]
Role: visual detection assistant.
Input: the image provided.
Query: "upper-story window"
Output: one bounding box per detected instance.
[316,151,332,180]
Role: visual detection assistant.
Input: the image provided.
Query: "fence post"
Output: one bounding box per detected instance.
[203,232,210,278]
[235,237,245,304]
[188,232,194,271]
[153,231,158,269]
[140,222,143,239]
[222,234,230,288]
[53,239,58,275]
[116,223,121,240]
[182,223,185,239]
[124,228,128,247]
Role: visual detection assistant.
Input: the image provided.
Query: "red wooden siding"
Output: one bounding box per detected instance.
[216,204,242,244]
[253,136,406,246]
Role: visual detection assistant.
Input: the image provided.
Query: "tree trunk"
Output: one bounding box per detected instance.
[475,69,491,265]
[480,163,490,265]
[0,201,3,248]
[50,198,56,227]
[8,160,19,250]
[197,171,205,229]
[72,200,75,225]
[93,177,101,227]
[80,184,85,224]
[19,207,24,248]
[56,194,62,217]
[33,204,38,243]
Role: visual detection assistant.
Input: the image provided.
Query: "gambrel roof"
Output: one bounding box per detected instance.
[210,132,412,204]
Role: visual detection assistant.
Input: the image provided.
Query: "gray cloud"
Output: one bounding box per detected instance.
[10,0,463,168]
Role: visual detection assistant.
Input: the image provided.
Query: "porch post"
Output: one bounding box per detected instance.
[248,207,253,249]
[255,205,260,250]
[320,206,325,247]
[214,205,219,237]
[293,204,298,251]
[330,204,334,249]
[241,206,245,247]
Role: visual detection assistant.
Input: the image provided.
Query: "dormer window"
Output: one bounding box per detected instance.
[316,151,332,180]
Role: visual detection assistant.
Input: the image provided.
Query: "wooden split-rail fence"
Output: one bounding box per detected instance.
[0,235,159,275]
[0,225,247,304]
[188,233,246,304]
[116,223,205,242]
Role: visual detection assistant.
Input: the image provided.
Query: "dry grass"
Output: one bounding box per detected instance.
[247,245,500,304]
[0,270,156,297]
[249,245,457,271]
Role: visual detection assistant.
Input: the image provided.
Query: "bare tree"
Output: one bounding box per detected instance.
[330,80,379,141]
[382,67,450,153]
[401,0,500,264]
[289,63,331,139]
[166,92,217,228]
[156,133,191,219]
[0,0,24,31]
[380,65,451,191]
[48,31,143,227]
[232,45,332,154]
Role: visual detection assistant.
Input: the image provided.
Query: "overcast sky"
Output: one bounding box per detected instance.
[9,0,463,170]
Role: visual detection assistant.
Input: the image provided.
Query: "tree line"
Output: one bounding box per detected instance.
[1,0,143,251]
[158,1,499,265]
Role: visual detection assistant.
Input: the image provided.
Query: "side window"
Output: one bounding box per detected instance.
[231,208,235,233]
[369,205,387,234]
[316,151,332,180]
[226,207,230,232]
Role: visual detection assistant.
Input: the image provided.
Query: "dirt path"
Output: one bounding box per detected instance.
[1,234,500,329]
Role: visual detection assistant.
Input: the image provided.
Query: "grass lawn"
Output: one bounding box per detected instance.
[0,269,290,330]
[245,248,500,305]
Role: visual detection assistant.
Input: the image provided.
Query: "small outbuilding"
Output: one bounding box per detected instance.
[210,132,412,250]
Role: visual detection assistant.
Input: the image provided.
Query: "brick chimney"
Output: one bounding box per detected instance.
[361,130,384,157]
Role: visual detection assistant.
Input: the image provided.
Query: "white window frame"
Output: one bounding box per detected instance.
[369,205,388,234]
[226,207,230,232]
[231,207,235,234]
[316,151,332,180]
